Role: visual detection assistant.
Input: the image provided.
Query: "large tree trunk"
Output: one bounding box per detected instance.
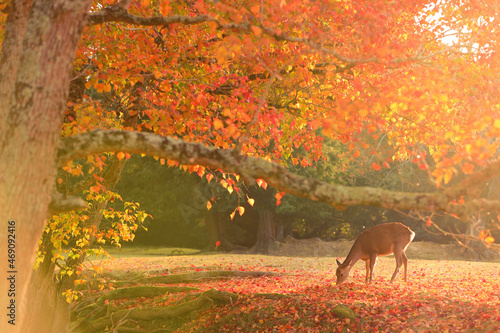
[0,2,93,332]
[24,155,126,333]
[24,234,73,333]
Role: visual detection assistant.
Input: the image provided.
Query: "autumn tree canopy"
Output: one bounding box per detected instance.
[2,0,500,332]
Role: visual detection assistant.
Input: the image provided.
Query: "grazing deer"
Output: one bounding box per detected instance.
[335,222,415,285]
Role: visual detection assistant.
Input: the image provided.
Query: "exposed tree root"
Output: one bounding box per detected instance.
[74,289,239,333]
[96,286,198,305]
[71,269,279,332]
[137,270,275,284]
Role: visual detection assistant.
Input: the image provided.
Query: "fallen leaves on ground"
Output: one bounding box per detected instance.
[95,255,500,332]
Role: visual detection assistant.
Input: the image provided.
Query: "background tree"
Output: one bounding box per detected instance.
[2,1,500,332]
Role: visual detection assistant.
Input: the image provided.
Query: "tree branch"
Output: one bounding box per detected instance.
[48,188,87,216]
[56,130,500,218]
[87,6,216,26]
[86,8,460,66]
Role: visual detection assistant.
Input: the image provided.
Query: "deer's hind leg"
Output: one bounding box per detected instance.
[390,250,403,283]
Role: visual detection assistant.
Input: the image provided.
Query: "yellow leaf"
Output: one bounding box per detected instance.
[435,174,443,188]
[495,119,500,129]
[443,169,453,184]
[247,198,255,207]
[485,236,495,245]
[207,201,212,210]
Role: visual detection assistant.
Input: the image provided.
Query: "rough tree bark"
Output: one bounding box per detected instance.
[0,2,93,332]
[250,210,278,254]
[24,155,126,333]
[24,64,139,332]
[56,129,500,218]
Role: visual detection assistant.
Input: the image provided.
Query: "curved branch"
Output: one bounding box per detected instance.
[86,9,457,65]
[56,130,500,218]
[48,189,87,216]
[87,6,216,26]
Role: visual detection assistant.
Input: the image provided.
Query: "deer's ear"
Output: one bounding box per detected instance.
[336,259,342,266]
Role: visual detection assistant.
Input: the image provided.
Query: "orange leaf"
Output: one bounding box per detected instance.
[213,118,224,130]
[309,119,321,130]
[237,206,245,216]
[426,218,432,227]
[207,201,212,210]
[484,236,495,245]
[256,179,267,190]
[372,162,381,171]
[462,162,475,174]
[247,197,255,207]
[250,4,260,15]
[160,0,172,16]
[116,152,125,160]
[250,25,262,36]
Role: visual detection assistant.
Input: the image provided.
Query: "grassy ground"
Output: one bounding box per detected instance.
[78,242,500,332]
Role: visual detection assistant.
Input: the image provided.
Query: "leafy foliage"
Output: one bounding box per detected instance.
[35,190,148,301]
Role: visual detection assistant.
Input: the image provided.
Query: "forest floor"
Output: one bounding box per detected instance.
[73,240,500,332]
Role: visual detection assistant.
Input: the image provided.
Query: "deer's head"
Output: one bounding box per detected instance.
[335,259,352,285]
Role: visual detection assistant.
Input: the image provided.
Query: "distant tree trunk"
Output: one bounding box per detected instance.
[206,210,223,250]
[250,210,277,254]
[206,210,247,251]
[275,215,291,241]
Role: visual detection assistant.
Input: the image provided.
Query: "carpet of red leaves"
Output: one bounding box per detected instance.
[103,254,500,332]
